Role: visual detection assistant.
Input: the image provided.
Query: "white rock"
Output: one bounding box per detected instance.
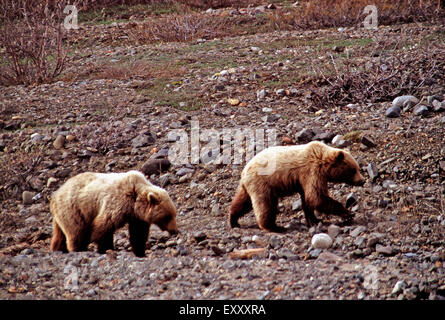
[257,89,267,100]
[392,95,419,109]
[392,280,407,295]
[332,134,343,145]
[311,233,333,249]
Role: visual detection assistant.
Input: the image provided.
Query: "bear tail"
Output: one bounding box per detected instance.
[229,184,252,228]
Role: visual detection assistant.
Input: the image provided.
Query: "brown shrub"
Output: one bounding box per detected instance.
[79,0,260,10]
[0,0,76,86]
[267,0,443,31]
[308,45,445,108]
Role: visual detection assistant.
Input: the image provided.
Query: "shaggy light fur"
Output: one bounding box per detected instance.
[50,170,178,257]
[229,141,365,231]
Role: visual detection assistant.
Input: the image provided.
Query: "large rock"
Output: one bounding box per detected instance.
[296,128,315,143]
[132,134,155,148]
[392,95,419,109]
[141,159,171,176]
[413,105,429,117]
[385,106,401,118]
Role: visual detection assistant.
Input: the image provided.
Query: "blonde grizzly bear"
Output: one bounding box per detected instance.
[229,141,365,232]
[50,170,178,257]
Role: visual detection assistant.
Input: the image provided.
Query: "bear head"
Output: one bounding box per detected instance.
[134,187,178,235]
[325,149,365,186]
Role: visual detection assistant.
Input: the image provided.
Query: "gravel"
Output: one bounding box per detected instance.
[0,21,443,301]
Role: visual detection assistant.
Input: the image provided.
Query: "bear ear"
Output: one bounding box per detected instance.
[147,192,161,206]
[335,150,345,163]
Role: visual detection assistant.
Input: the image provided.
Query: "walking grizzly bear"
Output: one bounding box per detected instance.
[50,170,178,257]
[229,141,365,232]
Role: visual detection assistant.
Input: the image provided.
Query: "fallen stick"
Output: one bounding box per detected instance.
[229,247,266,259]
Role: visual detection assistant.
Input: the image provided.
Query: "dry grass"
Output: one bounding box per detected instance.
[118,0,444,46]
[267,0,443,31]
[79,0,261,10]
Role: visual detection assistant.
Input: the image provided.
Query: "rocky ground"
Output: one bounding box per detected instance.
[0,5,444,300]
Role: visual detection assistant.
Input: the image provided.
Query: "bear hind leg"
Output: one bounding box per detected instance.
[251,194,285,233]
[66,228,91,253]
[229,184,252,228]
[129,219,149,257]
[51,221,67,252]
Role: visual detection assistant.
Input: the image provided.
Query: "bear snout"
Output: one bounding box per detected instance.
[166,219,179,235]
[353,174,366,186]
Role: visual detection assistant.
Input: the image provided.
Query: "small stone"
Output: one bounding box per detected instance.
[53,135,65,149]
[262,114,281,122]
[257,89,267,100]
[355,237,366,249]
[22,191,34,205]
[313,131,335,143]
[211,204,220,216]
[212,83,225,91]
[47,177,58,188]
[366,237,380,248]
[432,100,445,112]
[392,280,407,295]
[227,98,240,106]
[361,135,376,148]
[327,224,341,239]
[275,89,286,96]
[331,134,342,144]
[413,105,429,117]
[308,248,322,259]
[131,134,155,148]
[366,163,379,181]
[296,128,315,143]
[385,106,401,118]
[316,251,343,263]
[392,95,419,109]
[350,225,366,237]
[66,134,76,142]
[269,235,283,249]
[376,244,393,256]
[292,199,302,211]
[345,193,358,208]
[193,232,206,243]
[262,107,273,113]
[159,173,170,187]
[176,167,194,176]
[311,233,333,249]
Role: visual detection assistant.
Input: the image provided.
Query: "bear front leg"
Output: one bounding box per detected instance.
[300,193,320,227]
[66,227,91,252]
[129,219,149,257]
[251,194,285,233]
[96,231,115,254]
[318,195,353,224]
